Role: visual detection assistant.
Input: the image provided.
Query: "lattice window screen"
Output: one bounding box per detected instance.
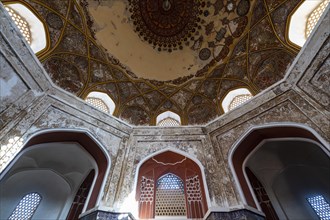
[186,175,204,218]
[307,195,330,220]
[5,6,32,44]
[306,0,330,38]
[228,94,252,111]
[9,193,41,220]
[155,173,186,216]
[139,176,154,218]
[157,117,180,126]
[86,97,110,113]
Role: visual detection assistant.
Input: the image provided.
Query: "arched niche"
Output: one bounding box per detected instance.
[0,130,110,219]
[135,149,209,219]
[229,124,330,219]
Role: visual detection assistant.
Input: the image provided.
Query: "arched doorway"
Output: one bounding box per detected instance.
[136,150,208,219]
[0,130,109,220]
[230,124,330,220]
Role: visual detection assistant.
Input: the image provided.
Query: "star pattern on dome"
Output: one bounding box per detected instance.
[2,0,302,125]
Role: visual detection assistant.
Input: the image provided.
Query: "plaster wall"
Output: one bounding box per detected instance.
[205,5,330,209]
[273,166,330,219]
[0,170,71,219]
[0,3,131,210]
[0,142,98,219]
[0,2,329,219]
[247,140,330,219]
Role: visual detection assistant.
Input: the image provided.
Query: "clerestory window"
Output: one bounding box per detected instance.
[221,88,253,113]
[85,91,116,115]
[5,6,32,44]
[288,0,330,47]
[156,111,181,126]
[306,0,330,38]
[4,3,47,53]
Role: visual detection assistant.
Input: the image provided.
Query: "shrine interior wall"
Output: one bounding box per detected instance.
[0,3,329,215]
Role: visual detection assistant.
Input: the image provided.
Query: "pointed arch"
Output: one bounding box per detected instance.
[221,88,253,113]
[85,91,116,114]
[156,111,181,126]
[0,129,111,217]
[229,123,329,212]
[135,148,210,219]
[3,2,49,54]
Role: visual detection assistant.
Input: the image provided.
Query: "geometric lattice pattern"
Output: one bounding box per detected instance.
[139,176,155,218]
[86,97,110,113]
[5,6,32,44]
[155,173,186,216]
[157,117,181,127]
[186,175,204,218]
[306,0,330,38]
[0,136,24,173]
[139,176,154,203]
[186,175,202,203]
[228,94,253,111]
[307,195,330,220]
[9,193,41,220]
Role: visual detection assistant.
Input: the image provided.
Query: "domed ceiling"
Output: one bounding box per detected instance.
[86,0,251,81]
[3,0,301,125]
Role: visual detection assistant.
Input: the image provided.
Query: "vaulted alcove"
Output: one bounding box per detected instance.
[231,125,330,220]
[136,150,208,219]
[0,130,110,220]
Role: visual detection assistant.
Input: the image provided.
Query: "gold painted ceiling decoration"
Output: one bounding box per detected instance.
[2,0,301,125]
[129,0,203,52]
[127,0,251,63]
[86,0,253,81]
